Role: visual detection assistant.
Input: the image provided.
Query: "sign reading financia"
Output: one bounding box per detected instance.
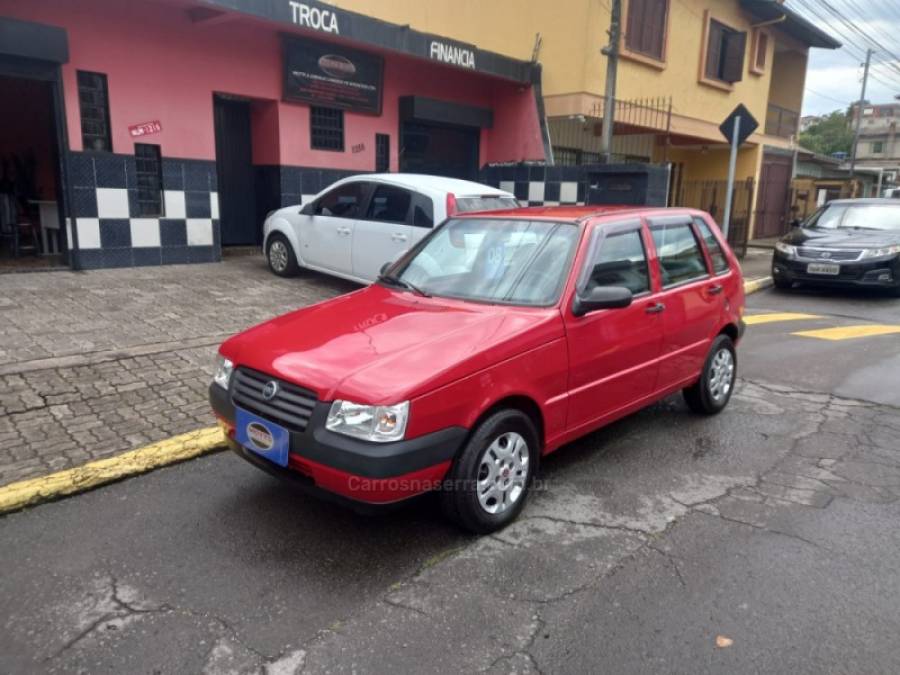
[283,36,383,114]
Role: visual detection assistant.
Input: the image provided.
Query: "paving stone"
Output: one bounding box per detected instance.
[0,256,355,486]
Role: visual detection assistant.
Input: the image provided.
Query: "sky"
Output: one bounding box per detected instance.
[792,0,900,116]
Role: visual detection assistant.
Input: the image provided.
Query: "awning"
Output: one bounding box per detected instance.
[740,0,842,49]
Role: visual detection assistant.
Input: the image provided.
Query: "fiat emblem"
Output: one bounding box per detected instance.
[262,381,279,400]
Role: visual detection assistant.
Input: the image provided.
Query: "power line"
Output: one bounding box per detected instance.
[808,0,900,80]
[804,87,851,106]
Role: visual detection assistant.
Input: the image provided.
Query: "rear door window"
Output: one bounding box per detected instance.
[649,219,710,287]
[455,196,520,212]
[366,185,412,224]
[412,194,434,228]
[693,218,729,274]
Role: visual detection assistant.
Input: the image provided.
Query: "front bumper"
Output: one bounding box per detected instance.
[772,251,900,289]
[209,383,465,506]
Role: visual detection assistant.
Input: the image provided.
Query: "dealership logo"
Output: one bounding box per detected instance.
[430,41,476,69]
[318,54,356,78]
[262,381,279,400]
[247,422,275,451]
[289,1,339,34]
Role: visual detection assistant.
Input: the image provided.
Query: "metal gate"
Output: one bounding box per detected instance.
[670,178,754,258]
[214,97,257,246]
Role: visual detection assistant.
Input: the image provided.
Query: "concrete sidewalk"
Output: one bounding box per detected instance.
[0,256,355,487]
[739,247,772,283]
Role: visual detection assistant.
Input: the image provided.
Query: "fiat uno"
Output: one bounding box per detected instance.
[210,207,745,533]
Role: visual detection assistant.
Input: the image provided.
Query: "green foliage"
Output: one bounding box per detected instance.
[799,110,854,157]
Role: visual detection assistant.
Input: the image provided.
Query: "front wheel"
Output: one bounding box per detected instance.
[441,409,539,534]
[683,335,737,415]
[266,234,300,277]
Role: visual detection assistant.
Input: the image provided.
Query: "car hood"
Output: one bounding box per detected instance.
[220,285,563,404]
[783,227,900,248]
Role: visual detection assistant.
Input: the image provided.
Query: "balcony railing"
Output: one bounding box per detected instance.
[766,104,799,138]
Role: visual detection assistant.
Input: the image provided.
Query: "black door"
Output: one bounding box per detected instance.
[214,97,256,246]
[400,122,479,181]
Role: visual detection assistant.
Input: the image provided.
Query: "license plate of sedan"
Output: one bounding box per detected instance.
[235,408,290,467]
[807,263,840,275]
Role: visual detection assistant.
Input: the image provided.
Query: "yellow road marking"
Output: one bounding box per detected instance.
[744,312,823,326]
[0,426,226,515]
[792,325,900,341]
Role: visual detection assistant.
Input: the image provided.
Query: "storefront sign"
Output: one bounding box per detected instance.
[288,1,339,34]
[283,37,382,114]
[429,40,475,69]
[128,120,162,138]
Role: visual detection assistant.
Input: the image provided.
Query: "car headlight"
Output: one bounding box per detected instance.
[775,241,797,258]
[326,400,409,442]
[860,244,900,259]
[213,355,234,390]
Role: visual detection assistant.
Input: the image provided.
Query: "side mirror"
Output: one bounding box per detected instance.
[300,202,314,216]
[379,261,392,276]
[572,286,633,317]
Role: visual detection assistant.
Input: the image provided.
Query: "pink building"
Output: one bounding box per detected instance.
[0,0,547,269]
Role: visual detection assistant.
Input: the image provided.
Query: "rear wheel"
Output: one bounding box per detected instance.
[441,409,539,534]
[683,335,736,415]
[266,234,299,277]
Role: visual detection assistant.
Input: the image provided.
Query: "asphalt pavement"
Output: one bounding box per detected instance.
[2,285,900,674]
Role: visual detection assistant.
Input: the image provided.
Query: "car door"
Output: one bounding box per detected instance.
[351,183,423,281]
[300,181,369,276]
[647,215,722,390]
[564,218,665,433]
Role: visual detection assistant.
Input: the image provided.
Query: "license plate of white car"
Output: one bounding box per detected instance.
[807,263,840,275]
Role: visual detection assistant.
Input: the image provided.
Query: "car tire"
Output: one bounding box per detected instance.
[266,234,300,277]
[683,334,737,415]
[440,409,540,534]
[891,283,900,298]
[772,272,792,290]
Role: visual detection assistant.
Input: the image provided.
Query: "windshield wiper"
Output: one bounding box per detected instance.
[377,273,430,298]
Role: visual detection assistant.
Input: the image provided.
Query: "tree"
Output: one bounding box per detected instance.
[799,109,854,157]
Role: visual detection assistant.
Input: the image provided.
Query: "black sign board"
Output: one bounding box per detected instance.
[283,36,383,114]
[719,104,759,146]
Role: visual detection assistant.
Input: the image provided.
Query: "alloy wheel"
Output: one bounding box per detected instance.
[476,431,529,515]
[708,348,735,404]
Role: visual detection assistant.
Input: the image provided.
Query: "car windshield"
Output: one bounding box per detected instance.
[388,218,579,306]
[806,203,900,231]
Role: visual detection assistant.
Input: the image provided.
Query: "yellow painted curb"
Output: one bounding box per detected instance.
[0,426,226,515]
[743,277,773,295]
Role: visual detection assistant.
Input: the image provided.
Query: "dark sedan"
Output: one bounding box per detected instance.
[772,199,900,296]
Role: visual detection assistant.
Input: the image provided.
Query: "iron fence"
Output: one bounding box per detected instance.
[670,178,755,257]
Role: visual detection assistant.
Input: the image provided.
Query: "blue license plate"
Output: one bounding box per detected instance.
[235,408,290,467]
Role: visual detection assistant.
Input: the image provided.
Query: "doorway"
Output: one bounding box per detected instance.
[213,96,257,246]
[0,72,66,271]
[755,153,793,239]
[400,122,480,182]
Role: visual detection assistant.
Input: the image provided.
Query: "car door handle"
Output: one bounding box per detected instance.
[336,227,352,236]
[645,302,666,315]
[708,284,724,295]
[391,233,408,242]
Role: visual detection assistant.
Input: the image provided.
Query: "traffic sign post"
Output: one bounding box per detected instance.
[718,104,758,239]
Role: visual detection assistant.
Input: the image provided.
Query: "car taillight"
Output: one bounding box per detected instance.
[446,193,458,217]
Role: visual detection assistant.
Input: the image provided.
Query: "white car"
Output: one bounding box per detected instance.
[262,173,518,283]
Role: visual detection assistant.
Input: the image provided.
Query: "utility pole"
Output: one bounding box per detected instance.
[849,48,873,179]
[599,0,622,163]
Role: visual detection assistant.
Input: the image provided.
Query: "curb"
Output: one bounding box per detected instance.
[743,277,773,295]
[0,426,226,516]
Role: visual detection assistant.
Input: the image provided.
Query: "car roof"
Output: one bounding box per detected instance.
[341,173,514,197]
[454,205,704,224]
[824,198,900,205]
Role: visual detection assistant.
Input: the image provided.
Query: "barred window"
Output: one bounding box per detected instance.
[134,143,164,217]
[77,71,112,152]
[376,133,390,172]
[310,107,344,151]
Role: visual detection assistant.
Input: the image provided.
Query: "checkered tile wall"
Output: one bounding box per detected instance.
[67,152,221,269]
[479,164,587,207]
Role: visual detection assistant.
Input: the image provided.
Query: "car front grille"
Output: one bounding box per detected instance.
[231,367,318,432]
[797,247,862,262]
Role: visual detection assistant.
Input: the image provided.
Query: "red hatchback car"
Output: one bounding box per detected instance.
[210,207,745,533]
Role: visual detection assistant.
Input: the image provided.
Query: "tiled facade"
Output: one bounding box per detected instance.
[67,152,220,269]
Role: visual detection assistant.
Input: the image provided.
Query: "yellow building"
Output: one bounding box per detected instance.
[328,0,839,240]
